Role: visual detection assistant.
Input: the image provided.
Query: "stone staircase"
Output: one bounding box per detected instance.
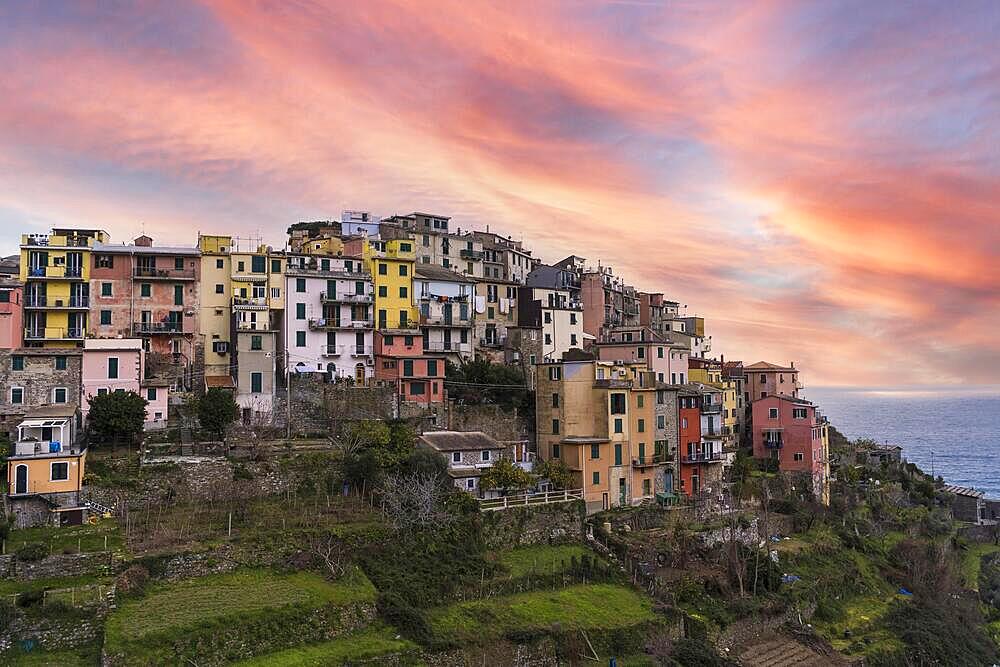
[739,636,841,666]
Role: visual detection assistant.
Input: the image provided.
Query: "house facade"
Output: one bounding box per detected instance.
[415,265,475,361]
[0,348,83,440]
[373,330,446,404]
[81,338,168,428]
[417,430,506,495]
[751,395,829,504]
[0,279,24,350]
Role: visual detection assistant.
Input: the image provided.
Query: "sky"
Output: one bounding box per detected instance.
[1,1,997,387]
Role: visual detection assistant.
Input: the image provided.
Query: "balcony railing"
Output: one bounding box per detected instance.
[632,455,668,468]
[478,336,507,348]
[321,345,343,357]
[349,345,373,357]
[320,292,373,304]
[460,249,485,260]
[133,321,183,334]
[24,295,89,308]
[420,314,472,326]
[27,265,84,279]
[285,262,368,278]
[764,439,784,450]
[24,327,84,340]
[423,341,472,354]
[232,297,268,309]
[681,451,724,464]
[309,318,374,330]
[701,402,722,413]
[133,267,196,280]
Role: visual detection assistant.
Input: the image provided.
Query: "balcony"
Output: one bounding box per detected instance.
[21,234,93,248]
[232,297,269,310]
[420,313,472,327]
[701,402,722,414]
[763,438,784,450]
[321,345,343,357]
[423,341,472,354]
[309,318,373,330]
[285,261,367,279]
[460,249,485,260]
[478,336,507,348]
[24,295,89,309]
[632,455,668,468]
[24,327,84,341]
[681,451,724,464]
[133,267,196,281]
[320,292,373,304]
[133,321,184,335]
[349,345,374,357]
[26,266,84,280]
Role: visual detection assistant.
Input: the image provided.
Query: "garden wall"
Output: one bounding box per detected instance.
[480,501,585,549]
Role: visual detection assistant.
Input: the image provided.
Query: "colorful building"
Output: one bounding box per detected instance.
[0,278,24,350]
[676,384,726,496]
[0,348,83,439]
[535,350,666,513]
[751,395,829,504]
[197,235,234,382]
[21,228,109,348]
[81,338,169,429]
[285,253,374,383]
[516,286,585,361]
[347,233,419,331]
[745,361,801,401]
[373,330,446,404]
[473,276,518,363]
[415,265,475,361]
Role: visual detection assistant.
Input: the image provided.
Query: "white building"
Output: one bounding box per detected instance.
[285,254,374,383]
[415,265,475,361]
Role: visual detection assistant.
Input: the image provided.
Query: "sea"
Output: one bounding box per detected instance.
[803,386,1000,499]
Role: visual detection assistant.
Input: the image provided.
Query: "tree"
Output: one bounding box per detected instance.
[445,358,532,413]
[87,391,147,445]
[532,458,574,490]
[198,388,239,439]
[480,456,534,496]
[379,472,454,532]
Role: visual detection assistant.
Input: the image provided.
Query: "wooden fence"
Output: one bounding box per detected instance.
[478,488,584,511]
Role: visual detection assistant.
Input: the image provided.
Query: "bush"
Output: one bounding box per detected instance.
[116,565,151,598]
[670,637,725,666]
[377,593,433,645]
[16,589,43,608]
[16,542,49,562]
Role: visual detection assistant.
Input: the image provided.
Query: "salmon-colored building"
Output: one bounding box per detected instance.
[373,330,445,404]
[751,395,829,504]
[676,385,725,496]
[745,361,800,402]
[0,279,23,350]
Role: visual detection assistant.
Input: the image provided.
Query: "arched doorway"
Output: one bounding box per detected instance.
[354,363,366,385]
[15,464,28,495]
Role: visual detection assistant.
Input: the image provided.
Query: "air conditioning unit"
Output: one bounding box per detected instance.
[365,358,374,366]
[185,310,194,316]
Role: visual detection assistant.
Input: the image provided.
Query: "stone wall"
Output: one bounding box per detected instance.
[0,611,107,655]
[10,551,117,581]
[480,500,585,549]
[444,402,534,448]
[274,376,398,435]
[959,523,1000,544]
[422,638,559,667]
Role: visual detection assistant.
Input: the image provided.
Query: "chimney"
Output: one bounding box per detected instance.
[790,361,795,369]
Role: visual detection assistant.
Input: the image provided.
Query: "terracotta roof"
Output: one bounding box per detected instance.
[205,376,236,389]
[418,430,502,452]
[745,361,796,371]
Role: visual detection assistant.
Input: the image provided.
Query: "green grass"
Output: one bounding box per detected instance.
[233,626,417,666]
[428,583,656,643]
[495,544,593,578]
[2,645,100,666]
[105,568,376,645]
[961,543,1000,590]
[0,574,113,597]
[5,519,122,555]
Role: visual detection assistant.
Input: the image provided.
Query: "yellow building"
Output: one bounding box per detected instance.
[198,235,233,379]
[21,229,109,348]
[536,350,665,513]
[354,235,418,330]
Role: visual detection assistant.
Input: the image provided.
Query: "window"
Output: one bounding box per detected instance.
[552,419,560,434]
[12,355,24,371]
[610,393,626,414]
[140,283,151,298]
[658,347,664,358]
[251,255,266,273]
[452,452,461,463]
[174,285,184,305]
[399,286,407,298]
[296,331,306,347]
[403,360,414,377]
[544,333,552,345]
[53,356,67,371]
[51,462,69,481]
[466,478,475,490]
[271,259,281,273]
[216,259,224,269]
[614,443,622,466]
[237,260,245,273]
[592,471,600,485]
[481,450,491,462]
[147,387,157,401]
[251,372,263,393]
[614,418,623,433]
[251,335,262,351]
[548,366,561,381]
[552,393,559,407]
[399,311,408,327]
[487,306,495,319]
[793,452,804,462]
[215,283,224,294]
[410,381,426,395]
[0,291,7,303]
[544,311,551,324]
[570,313,577,325]
[570,334,577,346]
[108,357,119,379]
[590,444,600,459]
[681,417,688,429]
[296,278,306,293]
[657,415,665,429]
[10,387,23,404]
[760,373,767,382]
[296,303,306,320]
[53,387,67,403]
[400,243,412,253]
[637,395,644,408]
[426,359,438,376]
[378,263,388,275]
[768,407,779,419]
[404,335,414,346]
[793,408,807,419]
[552,444,561,459]
[422,234,430,247]
[637,347,645,359]
[97,388,108,396]
[97,254,114,268]
[398,265,407,276]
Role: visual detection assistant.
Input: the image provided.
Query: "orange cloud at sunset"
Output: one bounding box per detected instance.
[0,0,996,386]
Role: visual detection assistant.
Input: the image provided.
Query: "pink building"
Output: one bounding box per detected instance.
[82,339,169,429]
[751,395,827,501]
[0,280,24,350]
[597,327,689,385]
[745,361,800,402]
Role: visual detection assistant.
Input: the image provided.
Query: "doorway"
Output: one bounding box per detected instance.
[15,465,27,494]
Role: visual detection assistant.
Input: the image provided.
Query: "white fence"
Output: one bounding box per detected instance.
[479,488,584,512]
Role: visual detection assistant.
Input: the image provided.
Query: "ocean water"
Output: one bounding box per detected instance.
[803,386,1000,498]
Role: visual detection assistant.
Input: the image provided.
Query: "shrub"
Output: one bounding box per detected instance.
[670,637,725,666]
[16,589,43,608]
[16,542,49,562]
[377,593,433,645]
[116,565,151,598]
